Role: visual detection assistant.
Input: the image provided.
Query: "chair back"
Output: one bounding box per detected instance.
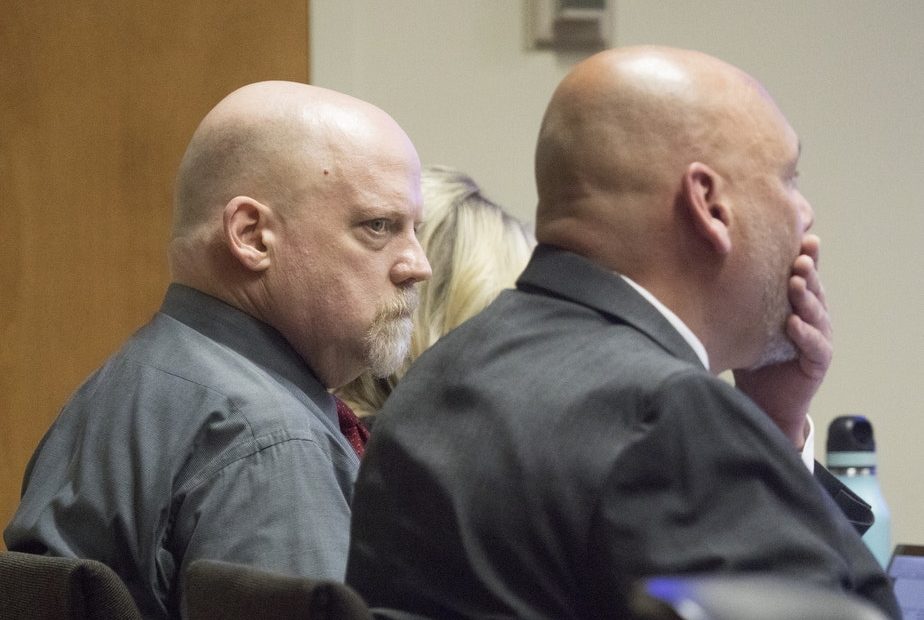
[0,550,141,620]
[184,559,372,620]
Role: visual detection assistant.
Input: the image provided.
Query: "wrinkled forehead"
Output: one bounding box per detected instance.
[279,100,418,194]
[308,118,423,219]
[318,100,419,169]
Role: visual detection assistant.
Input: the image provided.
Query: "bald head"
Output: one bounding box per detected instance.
[535,47,813,372]
[167,81,429,387]
[535,46,791,271]
[171,81,412,251]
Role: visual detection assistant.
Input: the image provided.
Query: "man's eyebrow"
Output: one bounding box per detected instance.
[354,205,410,221]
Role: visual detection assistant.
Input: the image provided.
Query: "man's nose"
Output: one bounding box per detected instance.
[391,235,432,285]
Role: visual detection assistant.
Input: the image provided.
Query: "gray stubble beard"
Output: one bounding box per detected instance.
[364,287,419,378]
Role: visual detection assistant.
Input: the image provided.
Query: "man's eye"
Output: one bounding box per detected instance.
[366,219,389,234]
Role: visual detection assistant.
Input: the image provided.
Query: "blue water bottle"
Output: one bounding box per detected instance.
[826,415,891,567]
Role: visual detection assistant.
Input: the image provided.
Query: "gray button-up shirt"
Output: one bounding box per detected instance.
[5,284,359,618]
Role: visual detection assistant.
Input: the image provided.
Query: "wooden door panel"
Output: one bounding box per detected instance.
[0,1,309,540]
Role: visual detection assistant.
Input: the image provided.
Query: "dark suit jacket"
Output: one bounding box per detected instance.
[346,245,899,619]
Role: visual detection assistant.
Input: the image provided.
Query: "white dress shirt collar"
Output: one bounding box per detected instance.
[620,275,710,370]
[619,274,815,471]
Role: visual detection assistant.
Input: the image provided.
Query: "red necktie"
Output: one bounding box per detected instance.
[335,396,370,458]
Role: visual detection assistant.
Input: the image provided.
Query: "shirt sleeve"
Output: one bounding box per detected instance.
[585,371,898,618]
[801,415,816,472]
[166,432,355,614]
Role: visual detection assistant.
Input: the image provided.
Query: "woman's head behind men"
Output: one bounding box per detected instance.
[340,165,535,415]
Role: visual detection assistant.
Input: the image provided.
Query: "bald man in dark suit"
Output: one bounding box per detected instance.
[346,47,898,618]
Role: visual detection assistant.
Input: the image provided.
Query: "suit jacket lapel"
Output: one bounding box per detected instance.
[517,244,703,368]
[518,247,877,537]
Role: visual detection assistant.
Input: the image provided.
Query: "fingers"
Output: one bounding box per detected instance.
[792,248,827,308]
[792,231,828,310]
[789,267,830,330]
[787,237,833,380]
[786,313,831,379]
[800,233,821,266]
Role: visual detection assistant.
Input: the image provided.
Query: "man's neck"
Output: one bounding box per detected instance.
[619,274,710,371]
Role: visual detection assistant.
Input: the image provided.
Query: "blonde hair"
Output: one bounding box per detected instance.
[338,165,535,415]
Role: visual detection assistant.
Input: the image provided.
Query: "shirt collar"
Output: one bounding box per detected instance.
[619,275,710,370]
[619,276,815,469]
[159,283,337,423]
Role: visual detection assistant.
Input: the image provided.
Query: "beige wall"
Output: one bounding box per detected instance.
[311,1,924,545]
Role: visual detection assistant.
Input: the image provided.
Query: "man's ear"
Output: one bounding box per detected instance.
[223,196,274,272]
[682,162,732,255]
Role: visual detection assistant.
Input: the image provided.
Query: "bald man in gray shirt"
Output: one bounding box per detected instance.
[5,81,430,618]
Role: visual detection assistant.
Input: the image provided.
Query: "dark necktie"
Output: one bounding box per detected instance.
[335,396,370,458]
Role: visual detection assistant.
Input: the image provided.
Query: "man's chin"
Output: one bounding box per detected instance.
[364,315,413,378]
[748,334,798,370]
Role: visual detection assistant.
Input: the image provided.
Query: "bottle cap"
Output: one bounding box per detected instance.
[826,415,876,453]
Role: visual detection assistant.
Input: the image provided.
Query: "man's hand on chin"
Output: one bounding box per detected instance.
[734,234,832,450]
